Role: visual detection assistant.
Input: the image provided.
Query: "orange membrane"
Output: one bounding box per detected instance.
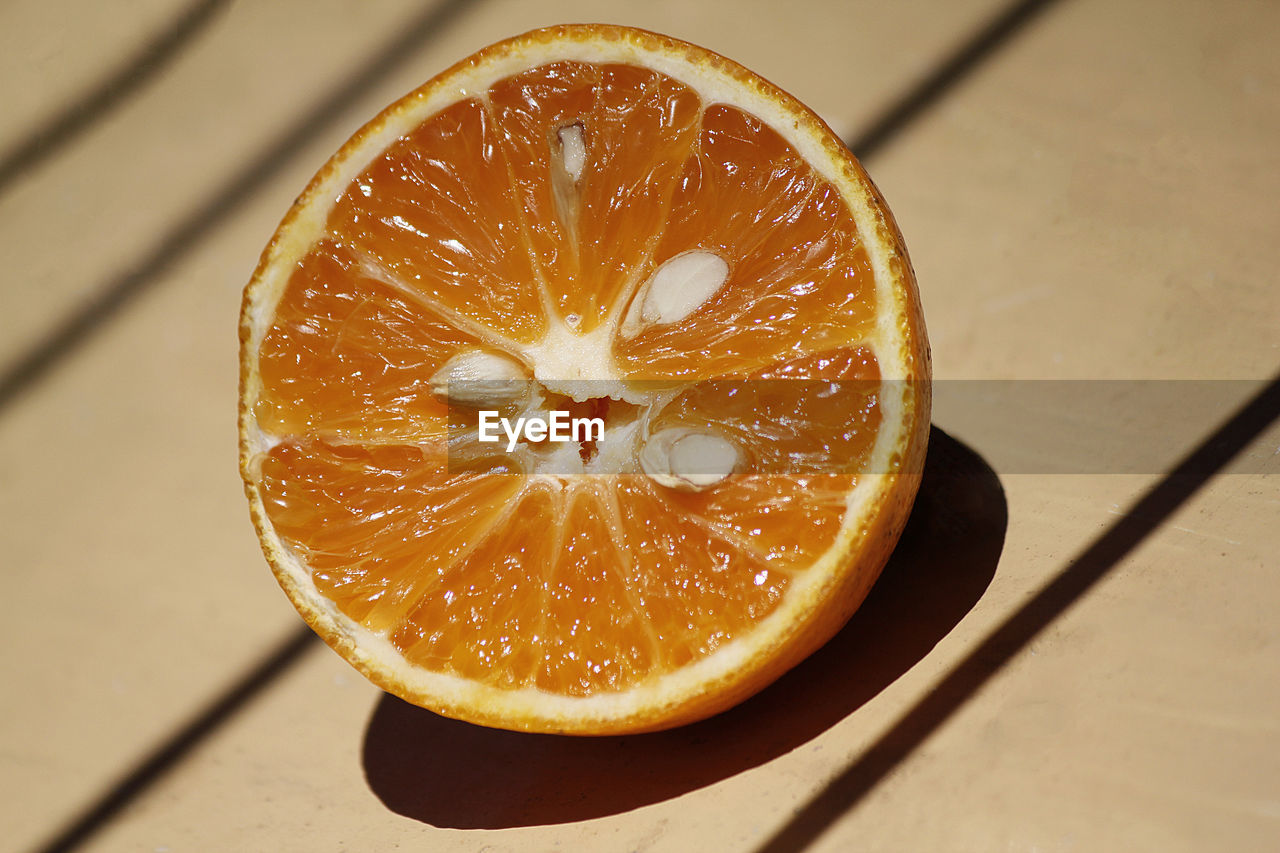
[254,61,882,695]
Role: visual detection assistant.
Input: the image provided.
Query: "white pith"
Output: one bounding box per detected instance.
[556,123,587,182]
[239,27,923,729]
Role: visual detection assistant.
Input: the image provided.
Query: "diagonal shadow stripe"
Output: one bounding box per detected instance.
[0,0,478,414]
[0,0,231,197]
[26,626,321,853]
[845,0,1063,160]
[752,372,1280,853]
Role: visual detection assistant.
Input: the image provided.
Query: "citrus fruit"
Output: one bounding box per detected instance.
[239,24,930,734]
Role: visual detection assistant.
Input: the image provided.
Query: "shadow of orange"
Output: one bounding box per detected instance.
[361,427,1005,828]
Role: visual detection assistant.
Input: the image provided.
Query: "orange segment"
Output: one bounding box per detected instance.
[327,99,547,344]
[611,476,791,655]
[490,62,701,332]
[255,240,482,441]
[258,440,522,634]
[651,345,883,478]
[614,106,877,380]
[535,485,657,695]
[239,24,930,734]
[390,485,562,689]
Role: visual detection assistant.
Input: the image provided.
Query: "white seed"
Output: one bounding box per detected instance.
[429,349,527,407]
[557,124,587,182]
[639,427,740,491]
[639,251,729,326]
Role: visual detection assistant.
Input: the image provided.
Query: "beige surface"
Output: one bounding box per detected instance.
[2,0,1277,851]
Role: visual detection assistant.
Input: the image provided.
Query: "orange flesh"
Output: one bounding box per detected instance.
[253,61,882,696]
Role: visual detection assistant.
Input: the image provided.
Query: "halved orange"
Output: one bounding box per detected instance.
[239,24,930,734]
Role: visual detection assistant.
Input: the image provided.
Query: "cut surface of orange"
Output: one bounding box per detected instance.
[239,24,930,734]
